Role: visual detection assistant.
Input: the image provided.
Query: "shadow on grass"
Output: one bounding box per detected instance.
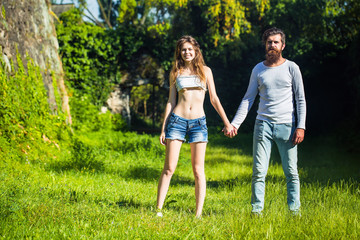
[208,132,253,156]
[113,196,202,216]
[205,156,253,167]
[123,165,286,190]
[94,196,152,210]
[115,198,146,209]
[246,135,360,190]
[298,137,360,186]
[49,160,105,173]
[124,166,160,181]
[48,138,106,173]
[123,166,197,186]
[209,130,360,190]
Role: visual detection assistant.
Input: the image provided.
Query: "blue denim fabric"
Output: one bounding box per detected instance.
[165,113,208,143]
[251,120,300,213]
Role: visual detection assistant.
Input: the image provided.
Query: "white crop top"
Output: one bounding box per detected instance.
[175,75,206,92]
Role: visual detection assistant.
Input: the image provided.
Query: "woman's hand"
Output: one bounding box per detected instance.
[222,124,237,138]
[159,131,166,146]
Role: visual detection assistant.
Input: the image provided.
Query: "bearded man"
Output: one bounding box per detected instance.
[226,27,306,215]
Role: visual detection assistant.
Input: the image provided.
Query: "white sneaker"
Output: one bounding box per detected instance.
[156,212,163,217]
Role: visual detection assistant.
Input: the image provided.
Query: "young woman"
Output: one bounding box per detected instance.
[156,36,236,218]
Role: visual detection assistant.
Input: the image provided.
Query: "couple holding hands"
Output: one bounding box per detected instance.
[156,28,306,218]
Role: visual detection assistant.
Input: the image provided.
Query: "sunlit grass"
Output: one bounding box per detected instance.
[1,130,359,239]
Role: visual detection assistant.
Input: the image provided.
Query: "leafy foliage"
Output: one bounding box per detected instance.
[56,7,142,130]
[130,85,152,116]
[56,8,115,107]
[69,93,128,132]
[54,0,360,135]
[260,0,360,133]
[0,50,70,162]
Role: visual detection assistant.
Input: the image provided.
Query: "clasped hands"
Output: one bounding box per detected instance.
[222,124,238,138]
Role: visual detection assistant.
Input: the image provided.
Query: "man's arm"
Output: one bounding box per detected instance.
[291,62,306,145]
[291,63,306,130]
[230,69,259,129]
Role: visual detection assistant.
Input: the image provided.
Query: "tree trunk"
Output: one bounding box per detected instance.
[144,100,147,117]
[0,0,72,124]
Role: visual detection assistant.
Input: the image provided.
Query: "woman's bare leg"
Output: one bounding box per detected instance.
[190,142,207,217]
[156,139,182,210]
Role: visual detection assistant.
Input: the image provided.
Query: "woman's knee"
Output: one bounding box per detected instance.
[163,167,176,177]
[193,167,205,180]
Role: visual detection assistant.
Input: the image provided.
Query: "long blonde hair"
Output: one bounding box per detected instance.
[170,35,206,86]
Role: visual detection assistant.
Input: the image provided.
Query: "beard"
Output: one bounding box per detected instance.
[265,48,282,64]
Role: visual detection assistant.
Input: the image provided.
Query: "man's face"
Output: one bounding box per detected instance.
[265,34,285,63]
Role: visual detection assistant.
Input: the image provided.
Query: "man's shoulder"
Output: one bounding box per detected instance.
[252,62,265,71]
[285,59,300,69]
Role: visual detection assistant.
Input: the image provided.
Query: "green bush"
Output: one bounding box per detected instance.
[0,51,69,163]
[111,113,128,131]
[50,137,104,172]
[103,131,163,156]
[69,93,128,132]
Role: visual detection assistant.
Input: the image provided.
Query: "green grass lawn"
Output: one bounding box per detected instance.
[1,129,359,239]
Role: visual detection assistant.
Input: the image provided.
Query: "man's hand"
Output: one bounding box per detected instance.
[222,124,238,138]
[292,128,305,145]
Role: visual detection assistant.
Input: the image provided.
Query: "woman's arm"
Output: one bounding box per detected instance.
[159,79,177,145]
[205,67,236,136]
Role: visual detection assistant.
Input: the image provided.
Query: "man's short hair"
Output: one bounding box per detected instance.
[262,27,286,45]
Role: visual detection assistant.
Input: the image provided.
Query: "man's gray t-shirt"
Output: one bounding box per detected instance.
[231,60,306,129]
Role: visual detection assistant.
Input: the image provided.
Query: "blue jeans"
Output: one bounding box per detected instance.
[251,120,300,213]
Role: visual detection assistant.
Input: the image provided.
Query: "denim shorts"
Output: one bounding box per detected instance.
[165,113,208,143]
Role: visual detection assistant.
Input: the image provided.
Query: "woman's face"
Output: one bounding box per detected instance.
[180,42,196,63]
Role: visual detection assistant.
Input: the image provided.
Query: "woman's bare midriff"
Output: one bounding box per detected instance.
[172,88,205,119]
